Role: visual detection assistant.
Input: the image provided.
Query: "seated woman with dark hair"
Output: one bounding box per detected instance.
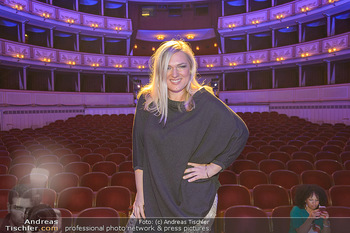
[289,184,330,233]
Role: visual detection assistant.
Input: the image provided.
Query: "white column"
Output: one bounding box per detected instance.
[101,0,104,15]
[127,74,130,93]
[222,0,225,16]
[246,34,250,51]
[298,65,303,87]
[21,22,26,43]
[246,0,249,12]
[76,0,79,11]
[127,37,131,55]
[326,15,331,37]
[126,1,129,18]
[50,28,54,48]
[102,73,106,92]
[221,36,225,53]
[271,0,275,7]
[247,71,251,90]
[50,70,55,91]
[77,72,81,92]
[21,67,27,90]
[327,61,332,84]
[298,22,303,43]
[49,0,52,5]
[222,73,226,91]
[102,36,105,54]
[271,29,275,48]
[272,68,275,88]
[76,33,80,52]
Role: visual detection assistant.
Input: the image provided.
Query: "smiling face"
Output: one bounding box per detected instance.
[166,51,191,101]
[305,193,320,211]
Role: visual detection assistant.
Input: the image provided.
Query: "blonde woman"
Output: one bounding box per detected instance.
[130,40,248,232]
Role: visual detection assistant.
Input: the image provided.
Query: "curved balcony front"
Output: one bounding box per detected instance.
[218,0,350,35]
[0,0,132,37]
[1,32,349,73]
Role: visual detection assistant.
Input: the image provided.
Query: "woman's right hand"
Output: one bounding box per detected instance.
[133,192,145,219]
[308,209,322,219]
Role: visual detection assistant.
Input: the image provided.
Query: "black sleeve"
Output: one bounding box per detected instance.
[212,110,249,170]
[132,96,147,171]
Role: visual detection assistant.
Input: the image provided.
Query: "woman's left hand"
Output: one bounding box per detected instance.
[183,162,221,182]
[320,210,329,220]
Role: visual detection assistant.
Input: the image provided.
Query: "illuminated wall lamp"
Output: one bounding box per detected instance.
[138,65,145,69]
[66,19,75,24]
[252,20,260,25]
[115,64,123,68]
[252,60,261,64]
[91,24,99,28]
[42,13,50,18]
[13,4,23,10]
[152,47,155,51]
[156,35,164,40]
[229,62,237,67]
[276,57,285,62]
[115,27,122,31]
[328,48,337,53]
[14,54,24,59]
[186,35,195,40]
[43,58,51,62]
[228,24,236,28]
[68,61,76,65]
[301,7,310,13]
[91,63,100,67]
[276,14,284,20]
[301,53,310,58]
[206,64,214,69]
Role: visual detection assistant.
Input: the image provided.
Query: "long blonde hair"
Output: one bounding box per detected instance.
[138,40,212,124]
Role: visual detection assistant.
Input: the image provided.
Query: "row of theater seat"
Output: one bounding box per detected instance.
[229,158,349,175]
[219,169,350,190]
[1,183,350,217]
[0,171,136,192]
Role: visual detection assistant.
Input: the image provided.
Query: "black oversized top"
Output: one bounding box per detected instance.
[132,88,249,218]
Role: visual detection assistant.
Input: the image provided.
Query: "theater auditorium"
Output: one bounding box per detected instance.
[0,0,350,232]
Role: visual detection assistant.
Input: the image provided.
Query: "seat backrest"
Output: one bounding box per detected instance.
[217,185,251,214]
[218,170,237,185]
[230,160,258,174]
[50,172,79,193]
[95,186,131,215]
[286,159,314,175]
[80,172,109,192]
[224,205,270,233]
[301,170,333,190]
[92,161,118,176]
[269,170,300,189]
[111,172,136,193]
[253,184,290,211]
[57,187,94,214]
[239,170,268,189]
[329,185,350,207]
[258,159,285,174]
[315,159,343,175]
[271,206,294,233]
[333,170,350,185]
[64,162,91,177]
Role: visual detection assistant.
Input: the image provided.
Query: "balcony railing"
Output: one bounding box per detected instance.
[1,32,349,72]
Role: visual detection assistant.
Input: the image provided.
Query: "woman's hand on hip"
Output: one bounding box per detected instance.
[183,162,221,182]
[133,192,146,219]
